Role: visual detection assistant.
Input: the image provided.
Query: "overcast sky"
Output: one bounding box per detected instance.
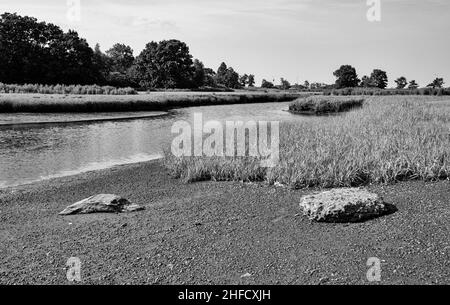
[2,0,449,87]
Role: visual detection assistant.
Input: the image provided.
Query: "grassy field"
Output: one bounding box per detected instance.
[165,96,450,188]
[289,96,364,115]
[0,91,301,113]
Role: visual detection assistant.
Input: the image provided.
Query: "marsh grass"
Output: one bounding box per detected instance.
[0,92,300,113]
[164,96,450,188]
[0,83,137,95]
[289,96,364,115]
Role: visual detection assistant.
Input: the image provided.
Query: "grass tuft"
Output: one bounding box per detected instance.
[289,96,364,115]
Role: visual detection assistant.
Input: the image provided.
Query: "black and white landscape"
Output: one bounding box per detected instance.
[0,0,449,289]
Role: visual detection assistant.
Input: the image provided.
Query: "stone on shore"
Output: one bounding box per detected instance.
[59,194,144,216]
[299,188,396,223]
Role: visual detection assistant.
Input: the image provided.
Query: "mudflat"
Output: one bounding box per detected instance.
[0,161,448,284]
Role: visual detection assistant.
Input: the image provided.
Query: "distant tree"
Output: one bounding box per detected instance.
[280,78,291,90]
[92,43,111,82]
[216,62,228,85]
[427,78,444,89]
[303,80,310,89]
[203,68,217,87]
[224,67,240,89]
[0,12,101,84]
[192,59,206,88]
[239,74,249,87]
[215,62,241,88]
[333,65,360,88]
[370,69,388,89]
[408,80,419,89]
[261,79,274,89]
[247,74,255,87]
[106,43,135,74]
[395,76,408,89]
[134,40,194,89]
[360,75,375,88]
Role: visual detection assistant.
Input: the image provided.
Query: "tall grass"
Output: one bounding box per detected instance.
[289,96,364,115]
[164,96,450,188]
[0,83,137,95]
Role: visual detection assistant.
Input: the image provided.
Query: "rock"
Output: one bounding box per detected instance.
[59,194,144,215]
[299,188,397,223]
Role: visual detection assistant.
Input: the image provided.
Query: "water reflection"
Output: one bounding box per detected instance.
[0,102,307,188]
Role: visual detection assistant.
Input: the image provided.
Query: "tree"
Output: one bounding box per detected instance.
[215,62,241,88]
[203,68,217,87]
[106,43,134,74]
[303,80,310,89]
[239,74,249,87]
[224,67,240,89]
[134,40,194,89]
[408,80,419,89]
[361,75,375,88]
[216,62,228,85]
[247,75,255,87]
[370,69,388,89]
[333,65,360,88]
[280,78,291,90]
[93,44,112,79]
[427,78,444,89]
[192,59,206,88]
[261,79,274,89]
[395,76,408,89]
[0,12,101,85]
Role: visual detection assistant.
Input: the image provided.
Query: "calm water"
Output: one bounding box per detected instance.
[0,102,307,188]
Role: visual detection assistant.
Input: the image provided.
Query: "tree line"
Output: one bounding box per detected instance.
[332,65,445,90]
[0,13,255,90]
[1,13,445,91]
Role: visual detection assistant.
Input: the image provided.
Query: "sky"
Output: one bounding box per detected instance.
[1,0,449,87]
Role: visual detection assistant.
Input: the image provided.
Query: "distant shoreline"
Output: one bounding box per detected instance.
[0,111,168,127]
[0,91,301,113]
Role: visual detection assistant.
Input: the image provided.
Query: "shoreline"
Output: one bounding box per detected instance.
[0,111,169,127]
[0,91,301,113]
[0,159,449,284]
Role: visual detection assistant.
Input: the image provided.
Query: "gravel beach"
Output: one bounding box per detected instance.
[0,160,449,285]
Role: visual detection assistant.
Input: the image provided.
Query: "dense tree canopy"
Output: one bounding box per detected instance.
[106,43,135,74]
[370,69,388,89]
[408,80,419,89]
[134,40,195,89]
[427,78,444,89]
[0,13,101,84]
[0,13,257,90]
[395,76,408,89]
[333,65,360,88]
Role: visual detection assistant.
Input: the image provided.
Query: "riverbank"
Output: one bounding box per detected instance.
[0,91,301,113]
[0,111,168,127]
[0,160,449,285]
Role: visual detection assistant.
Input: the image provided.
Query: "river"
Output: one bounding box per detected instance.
[0,102,310,188]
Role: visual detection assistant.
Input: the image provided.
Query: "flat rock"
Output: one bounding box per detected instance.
[299,188,397,223]
[59,194,144,216]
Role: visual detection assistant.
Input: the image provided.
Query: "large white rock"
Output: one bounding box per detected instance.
[59,194,144,215]
[299,188,396,223]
